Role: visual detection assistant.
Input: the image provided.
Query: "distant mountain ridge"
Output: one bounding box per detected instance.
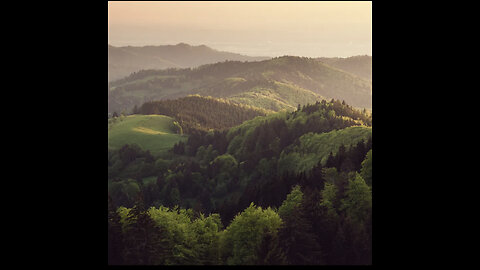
[316,55,372,81]
[108,43,270,81]
[108,56,372,114]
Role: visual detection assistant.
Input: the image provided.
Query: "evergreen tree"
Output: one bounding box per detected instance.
[277,186,324,265]
[326,152,336,168]
[108,196,124,265]
[255,231,287,265]
[360,150,372,186]
[278,206,324,265]
[122,198,172,264]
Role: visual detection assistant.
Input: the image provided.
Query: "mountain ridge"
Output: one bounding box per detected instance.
[108,43,270,81]
[108,56,372,114]
[316,55,372,81]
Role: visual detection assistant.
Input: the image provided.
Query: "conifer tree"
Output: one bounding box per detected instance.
[277,186,324,265]
[108,196,124,265]
[122,197,172,264]
[255,231,287,265]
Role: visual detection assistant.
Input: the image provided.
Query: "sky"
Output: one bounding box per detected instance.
[108,1,372,58]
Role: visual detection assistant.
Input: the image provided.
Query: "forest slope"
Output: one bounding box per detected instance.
[137,95,269,134]
[108,99,373,265]
[108,99,371,220]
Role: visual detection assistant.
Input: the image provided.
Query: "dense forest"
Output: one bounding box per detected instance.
[108,99,372,265]
[108,56,372,114]
[137,95,269,134]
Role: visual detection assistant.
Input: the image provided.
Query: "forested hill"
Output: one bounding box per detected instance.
[108,43,270,82]
[108,99,372,265]
[108,56,372,114]
[109,98,372,219]
[316,55,372,81]
[137,95,269,134]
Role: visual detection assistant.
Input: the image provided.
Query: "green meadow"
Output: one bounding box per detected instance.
[108,114,186,156]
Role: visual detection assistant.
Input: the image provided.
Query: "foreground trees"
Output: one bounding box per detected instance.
[109,167,372,265]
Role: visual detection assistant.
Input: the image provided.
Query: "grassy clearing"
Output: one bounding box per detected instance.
[108,114,187,156]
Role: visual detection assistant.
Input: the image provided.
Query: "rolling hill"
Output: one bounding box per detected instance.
[278,125,372,175]
[138,95,268,134]
[316,55,372,81]
[108,43,270,82]
[108,56,372,114]
[108,114,186,155]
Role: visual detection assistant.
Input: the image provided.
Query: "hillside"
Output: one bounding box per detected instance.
[316,55,372,81]
[138,95,268,134]
[108,99,372,265]
[108,56,372,114]
[108,114,186,155]
[108,43,270,81]
[163,99,371,215]
[278,126,372,175]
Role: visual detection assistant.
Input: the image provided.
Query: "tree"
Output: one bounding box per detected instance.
[173,141,185,155]
[191,213,223,264]
[108,196,124,265]
[340,173,372,225]
[320,183,339,220]
[360,150,372,186]
[277,185,303,219]
[255,230,287,265]
[325,152,336,168]
[122,201,171,265]
[338,173,372,265]
[336,144,346,167]
[220,203,283,265]
[340,156,355,172]
[277,186,324,265]
[172,121,183,135]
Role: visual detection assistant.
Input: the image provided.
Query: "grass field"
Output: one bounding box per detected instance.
[108,114,187,156]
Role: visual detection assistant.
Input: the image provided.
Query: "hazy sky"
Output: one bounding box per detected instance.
[108,1,372,58]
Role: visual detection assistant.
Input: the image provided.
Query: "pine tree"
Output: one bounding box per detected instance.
[122,197,172,265]
[255,231,287,265]
[108,196,124,265]
[277,187,324,265]
[326,152,336,168]
[278,206,324,265]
